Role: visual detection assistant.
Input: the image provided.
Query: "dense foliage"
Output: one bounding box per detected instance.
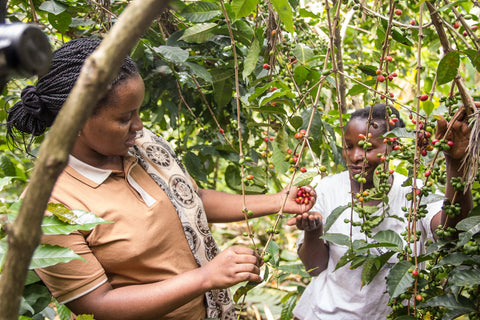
[1,0,480,319]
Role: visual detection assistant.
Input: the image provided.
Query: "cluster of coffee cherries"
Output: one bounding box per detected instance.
[295,186,313,205]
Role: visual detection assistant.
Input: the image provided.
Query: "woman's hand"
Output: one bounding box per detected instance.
[282,185,317,215]
[287,211,323,232]
[436,106,472,161]
[200,246,263,290]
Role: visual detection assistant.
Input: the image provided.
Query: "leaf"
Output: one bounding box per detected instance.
[357,64,378,76]
[293,171,317,186]
[152,45,189,64]
[0,154,16,176]
[55,302,73,320]
[321,233,350,246]
[213,77,233,107]
[421,293,475,313]
[271,0,294,33]
[280,293,297,320]
[386,260,414,298]
[289,116,303,130]
[20,283,51,316]
[29,244,84,269]
[463,49,480,73]
[421,100,435,116]
[437,252,472,267]
[46,203,111,230]
[373,230,404,252]
[231,0,259,19]
[183,62,212,83]
[293,44,314,65]
[347,84,368,97]
[48,12,72,32]
[179,23,218,43]
[183,151,207,182]
[436,51,460,86]
[242,37,260,79]
[324,205,349,233]
[456,215,480,248]
[39,0,67,14]
[449,266,480,286]
[0,176,13,192]
[266,240,280,267]
[179,2,221,22]
[272,142,290,174]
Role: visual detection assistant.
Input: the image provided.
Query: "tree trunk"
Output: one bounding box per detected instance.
[0,1,170,319]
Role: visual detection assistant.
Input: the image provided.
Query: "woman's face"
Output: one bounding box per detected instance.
[343,118,389,188]
[73,75,144,167]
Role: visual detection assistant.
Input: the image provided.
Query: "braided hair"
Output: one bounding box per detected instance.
[6,37,138,148]
[348,103,405,133]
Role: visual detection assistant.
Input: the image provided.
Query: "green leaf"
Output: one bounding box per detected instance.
[280,293,297,320]
[386,260,414,298]
[179,2,221,22]
[48,11,72,32]
[55,301,73,320]
[231,0,258,19]
[39,0,67,14]
[242,37,260,79]
[293,44,314,65]
[266,240,280,267]
[0,154,16,176]
[357,64,378,76]
[179,23,218,43]
[0,176,13,192]
[436,51,460,86]
[449,266,480,286]
[271,0,294,33]
[324,205,349,233]
[213,77,233,107]
[183,61,212,83]
[421,293,475,313]
[184,151,207,182]
[293,171,317,186]
[456,215,480,248]
[321,233,350,246]
[437,252,472,267]
[152,45,189,64]
[421,100,435,116]
[46,203,111,230]
[29,244,84,269]
[391,27,414,47]
[463,49,480,73]
[347,84,368,97]
[289,116,303,130]
[20,283,51,316]
[272,142,290,174]
[373,230,403,252]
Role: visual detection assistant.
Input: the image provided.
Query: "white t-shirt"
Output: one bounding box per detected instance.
[293,171,443,320]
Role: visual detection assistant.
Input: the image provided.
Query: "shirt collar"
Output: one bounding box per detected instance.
[68,155,112,185]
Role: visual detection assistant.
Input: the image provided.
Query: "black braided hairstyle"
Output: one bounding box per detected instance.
[6,37,139,147]
[348,103,405,133]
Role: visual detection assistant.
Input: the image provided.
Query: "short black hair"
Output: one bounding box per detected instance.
[348,103,405,133]
[6,37,139,146]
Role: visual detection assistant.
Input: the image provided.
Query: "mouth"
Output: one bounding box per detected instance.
[349,166,368,174]
[125,135,137,147]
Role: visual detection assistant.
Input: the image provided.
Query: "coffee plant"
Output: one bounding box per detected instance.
[1,0,480,319]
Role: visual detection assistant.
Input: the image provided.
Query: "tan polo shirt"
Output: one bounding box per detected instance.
[35,155,206,319]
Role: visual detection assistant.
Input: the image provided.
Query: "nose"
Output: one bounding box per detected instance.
[131,112,143,132]
[349,147,364,164]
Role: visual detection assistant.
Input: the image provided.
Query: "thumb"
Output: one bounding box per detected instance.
[287,217,297,226]
[435,116,448,140]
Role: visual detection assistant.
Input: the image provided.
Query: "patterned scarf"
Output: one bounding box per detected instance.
[131,128,236,320]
